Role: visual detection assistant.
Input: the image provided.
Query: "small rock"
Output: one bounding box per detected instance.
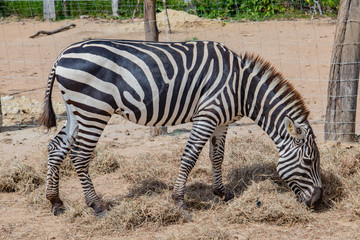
[13,107,20,113]
[2,95,14,101]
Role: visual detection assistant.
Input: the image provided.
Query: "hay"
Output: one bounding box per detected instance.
[224,136,283,195]
[23,132,360,236]
[1,95,65,126]
[90,147,120,174]
[120,150,181,183]
[319,143,360,214]
[38,146,121,177]
[221,179,312,225]
[0,161,44,193]
[65,192,187,234]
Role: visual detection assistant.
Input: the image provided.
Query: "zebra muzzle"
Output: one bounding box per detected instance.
[305,187,323,208]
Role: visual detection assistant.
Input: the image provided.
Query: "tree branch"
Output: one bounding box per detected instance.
[29,23,76,38]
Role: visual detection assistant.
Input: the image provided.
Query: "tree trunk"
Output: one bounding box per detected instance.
[324,0,360,142]
[144,0,167,136]
[144,0,158,42]
[43,0,56,20]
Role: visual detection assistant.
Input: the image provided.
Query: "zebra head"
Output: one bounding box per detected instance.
[277,116,322,208]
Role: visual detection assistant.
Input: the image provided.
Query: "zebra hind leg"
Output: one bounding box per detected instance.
[210,125,234,202]
[70,123,108,216]
[46,120,77,215]
[171,120,216,210]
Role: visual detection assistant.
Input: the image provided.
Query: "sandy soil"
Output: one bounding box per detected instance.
[1,10,359,240]
[0,9,341,138]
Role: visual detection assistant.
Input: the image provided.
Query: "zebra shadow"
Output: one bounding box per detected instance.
[104,179,169,209]
[184,162,345,212]
[225,162,344,212]
[104,164,344,212]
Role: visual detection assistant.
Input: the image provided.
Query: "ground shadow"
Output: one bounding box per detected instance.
[126,179,169,198]
[104,178,169,209]
[1,120,38,132]
[225,162,344,212]
[316,170,345,211]
[185,182,219,210]
[104,163,345,212]
[225,162,285,196]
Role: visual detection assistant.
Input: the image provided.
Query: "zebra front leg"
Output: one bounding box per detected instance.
[46,128,71,215]
[171,120,216,210]
[210,125,234,202]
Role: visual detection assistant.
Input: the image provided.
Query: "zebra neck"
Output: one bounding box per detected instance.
[238,58,307,146]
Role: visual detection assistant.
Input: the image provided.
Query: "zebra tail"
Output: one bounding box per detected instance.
[38,62,57,129]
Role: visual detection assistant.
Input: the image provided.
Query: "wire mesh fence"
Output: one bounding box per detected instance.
[0,0,359,142]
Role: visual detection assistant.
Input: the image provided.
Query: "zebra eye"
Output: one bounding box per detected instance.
[294,138,303,146]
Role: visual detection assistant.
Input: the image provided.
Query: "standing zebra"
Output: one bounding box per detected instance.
[39,39,322,216]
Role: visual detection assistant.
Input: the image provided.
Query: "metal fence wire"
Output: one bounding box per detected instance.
[0,0,359,142]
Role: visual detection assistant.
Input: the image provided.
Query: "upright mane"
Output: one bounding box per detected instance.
[240,52,310,122]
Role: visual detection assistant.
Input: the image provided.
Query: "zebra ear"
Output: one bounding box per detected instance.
[284,116,305,139]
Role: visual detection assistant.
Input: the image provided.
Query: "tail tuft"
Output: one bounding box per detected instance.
[38,63,57,129]
[38,97,56,129]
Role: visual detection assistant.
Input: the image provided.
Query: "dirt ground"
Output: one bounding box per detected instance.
[1,10,360,240]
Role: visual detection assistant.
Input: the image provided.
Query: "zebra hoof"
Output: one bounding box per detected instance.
[51,205,66,216]
[95,210,107,218]
[179,209,193,222]
[223,192,235,202]
[171,193,187,210]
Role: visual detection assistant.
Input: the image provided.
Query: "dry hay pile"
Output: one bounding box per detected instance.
[0,160,44,193]
[2,133,360,237]
[221,179,312,225]
[1,95,65,126]
[0,146,119,193]
[320,143,360,216]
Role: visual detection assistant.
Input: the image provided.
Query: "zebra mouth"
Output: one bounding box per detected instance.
[297,188,323,208]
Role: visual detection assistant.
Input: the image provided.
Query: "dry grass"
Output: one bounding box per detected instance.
[10,133,360,238]
[36,146,121,177]
[64,191,187,235]
[319,143,360,216]
[0,160,44,193]
[0,146,119,194]
[220,179,312,225]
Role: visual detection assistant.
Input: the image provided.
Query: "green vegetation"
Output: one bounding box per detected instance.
[0,0,340,21]
[190,0,340,20]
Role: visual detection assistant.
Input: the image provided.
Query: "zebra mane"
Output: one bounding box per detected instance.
[240,52,310,122]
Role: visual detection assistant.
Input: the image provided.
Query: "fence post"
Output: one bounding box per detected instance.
[0,96,2,132]
[144,0,167,136]
[111,0,119,17]
[144,0,158,41]
[324,0,360,142]
[43,0,55,20]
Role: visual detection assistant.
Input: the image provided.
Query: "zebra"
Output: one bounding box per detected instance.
[39,39,322,216]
